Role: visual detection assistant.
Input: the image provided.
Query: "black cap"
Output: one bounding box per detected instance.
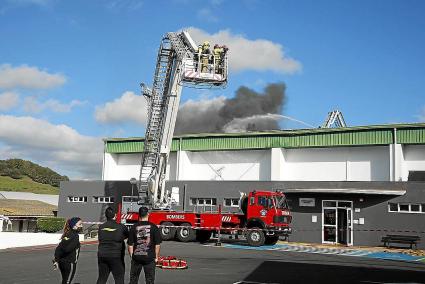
[139,206,149,218]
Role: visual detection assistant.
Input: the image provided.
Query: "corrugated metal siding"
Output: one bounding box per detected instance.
[106,141,144,153]
[106,140,180,153]
[397,128,425,144]
[105,127,421,153]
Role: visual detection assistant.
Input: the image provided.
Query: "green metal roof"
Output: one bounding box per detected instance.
[104,123,425,154]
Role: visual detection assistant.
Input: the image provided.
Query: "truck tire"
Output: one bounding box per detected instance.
[265,235,279,245]
[196,230,212,243]
[160,222,176,241]
[246,228,265,247]
[176,223,196,242]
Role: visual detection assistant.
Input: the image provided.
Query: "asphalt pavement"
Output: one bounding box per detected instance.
[1,240,425,284]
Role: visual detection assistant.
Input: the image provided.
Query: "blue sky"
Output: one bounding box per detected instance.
[0,0,424,178]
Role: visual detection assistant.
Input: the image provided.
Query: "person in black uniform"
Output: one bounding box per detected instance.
[54,217,82,284]
[128,207,162,284]
[96,207,129,284]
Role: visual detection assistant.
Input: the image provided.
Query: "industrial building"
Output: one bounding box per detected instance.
[59,123,425,248]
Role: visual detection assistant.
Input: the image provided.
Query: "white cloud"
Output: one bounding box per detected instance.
[0,64,66,90]
[23,96,86,113]
[95,91,148,125]
[0,115,103,179]
[0,91,19,111]
[187,27,302,74]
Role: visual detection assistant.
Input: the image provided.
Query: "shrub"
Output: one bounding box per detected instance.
[37,217,66,233]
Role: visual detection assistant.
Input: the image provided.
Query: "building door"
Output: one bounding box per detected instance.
[322,200,353,246]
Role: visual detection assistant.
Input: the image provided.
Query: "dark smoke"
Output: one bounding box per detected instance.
[175,83,286,134]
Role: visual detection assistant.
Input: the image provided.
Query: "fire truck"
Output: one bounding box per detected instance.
[117,30,292,246]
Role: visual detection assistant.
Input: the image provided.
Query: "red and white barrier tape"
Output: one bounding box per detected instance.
[82,222,425,234]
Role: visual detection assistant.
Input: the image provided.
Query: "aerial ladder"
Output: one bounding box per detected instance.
[322,110,347,128]
[118,32,292,247]
[137,31,228,210]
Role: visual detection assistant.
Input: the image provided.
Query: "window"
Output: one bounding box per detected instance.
[323,201,337,207]
[190,198,217,206]
[122,196,140,203]
[388,203,398,212]
[224,198,239,207]
[388,202,425,214]
[93,196,114,204]
[68,196,87,203]
[399,204,409,212]
[411,204,420,212]
[258,196,268,207]
[338,201,351,208]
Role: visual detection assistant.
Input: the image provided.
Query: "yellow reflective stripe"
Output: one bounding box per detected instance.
[63,237,70,240]
[101,228,117,232]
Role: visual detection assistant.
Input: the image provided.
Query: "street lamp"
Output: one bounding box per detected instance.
[129,178,137,212]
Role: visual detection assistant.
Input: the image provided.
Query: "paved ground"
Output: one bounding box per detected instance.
[218,240,425,262]
[1,240,425,284]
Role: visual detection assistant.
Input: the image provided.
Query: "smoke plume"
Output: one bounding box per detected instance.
[175,83,286,134]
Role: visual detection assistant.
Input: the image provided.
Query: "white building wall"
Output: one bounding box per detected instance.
[271,148,285,180]
[178,150,271,181]
[402,145,425,181]
[102,145,412,182]
[281,146,390,181]
[104,152,178,181]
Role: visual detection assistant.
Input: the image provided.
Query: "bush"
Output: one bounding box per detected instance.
[37,217,66,233]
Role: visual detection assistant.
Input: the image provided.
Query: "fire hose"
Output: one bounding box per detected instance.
[156,256,188,269]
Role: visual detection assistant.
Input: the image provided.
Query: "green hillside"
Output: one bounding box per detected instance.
[0,159,68,194]
[0,176,60,195]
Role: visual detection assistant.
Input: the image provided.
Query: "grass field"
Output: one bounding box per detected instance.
[0,175,59,195]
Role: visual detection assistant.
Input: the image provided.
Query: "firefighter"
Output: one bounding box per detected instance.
[96,207,129,284]
[201,41,211,73]
[128,207,162,284]
[194,44,203,72]
[213,44,223,74]
[53,217,82,284]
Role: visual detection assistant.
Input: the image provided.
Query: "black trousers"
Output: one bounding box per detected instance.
[96,256,125,284]
[59,261,77,284]
[129,259,156,284]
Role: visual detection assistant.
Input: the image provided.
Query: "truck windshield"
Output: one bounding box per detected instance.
[273,195,288,209]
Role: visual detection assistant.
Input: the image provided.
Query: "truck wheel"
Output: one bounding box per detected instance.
[246,228,265,247]
[160,222,176,241]
[176,223,196,242]
[265,235,279,245]
[196,230,212,243]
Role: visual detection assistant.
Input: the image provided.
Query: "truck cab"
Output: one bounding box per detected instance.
[243,190,292,246]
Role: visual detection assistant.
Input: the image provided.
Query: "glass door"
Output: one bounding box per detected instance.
[322,200,353,245]
[323,208,337,243]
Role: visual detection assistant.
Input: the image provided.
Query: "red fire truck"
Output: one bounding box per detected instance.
[118,31,292,246]
[118,190,291,246]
